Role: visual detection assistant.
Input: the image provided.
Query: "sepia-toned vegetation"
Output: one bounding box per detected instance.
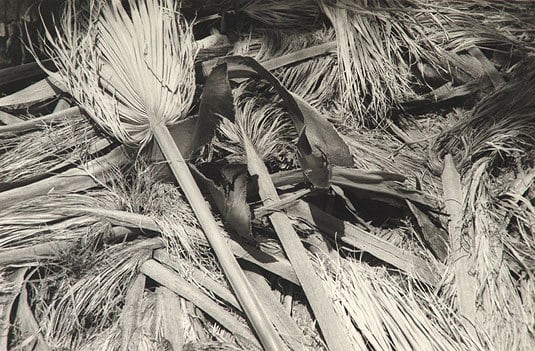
[0,1,533,350]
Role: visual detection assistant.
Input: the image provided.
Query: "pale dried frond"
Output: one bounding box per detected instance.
[231,28,340,114]
[36,241,152,350]
[41,0,196,148]
[428,58,535,175]
[457,162,535,350]
[316,257,486,351]
[215,86,297,165]
[0,114,103,182]
[0,192,118,250]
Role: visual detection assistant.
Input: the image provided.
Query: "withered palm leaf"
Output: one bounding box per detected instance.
[39,1,282,349]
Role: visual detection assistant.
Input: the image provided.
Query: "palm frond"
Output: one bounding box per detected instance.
[41,0,196,148]
[428,58,535,175]
[237,0,322,29]
[320,0,416,126]
[457,162,535,350]
[215,85,297,165]
[35,240,152,350]
[0,192,117,250]
[318,0,535,125]
[316,257,487,351]
[0,114,104,182]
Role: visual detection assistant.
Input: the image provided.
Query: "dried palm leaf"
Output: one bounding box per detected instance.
[215,86,297,165]
[456,161,535,350]
[320,0,417,126]
[236,0,322,29]
[0,192,117,251]
[499,190,535,275]
[0,114,106,183]
[428,58,535,175]
[316,257,487,351]
[429,62,535,347]
[231,28,340,113]
[32,240,152,350]
[39,1,281,346]
[410,0,535,55]
[318,0,534,125]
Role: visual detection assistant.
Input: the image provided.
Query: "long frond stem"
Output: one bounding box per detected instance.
[153,124,286,351]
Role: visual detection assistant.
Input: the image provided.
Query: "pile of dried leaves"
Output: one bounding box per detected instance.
[0,0,533,350]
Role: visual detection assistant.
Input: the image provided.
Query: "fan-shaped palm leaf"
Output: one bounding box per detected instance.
[39,1,281,348]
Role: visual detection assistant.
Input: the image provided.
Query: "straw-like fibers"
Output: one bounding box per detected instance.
[0,114,102,182]
[316,256,486,351]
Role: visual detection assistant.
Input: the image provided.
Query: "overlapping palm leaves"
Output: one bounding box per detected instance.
[0,0,533,350]
[38,0,282,349]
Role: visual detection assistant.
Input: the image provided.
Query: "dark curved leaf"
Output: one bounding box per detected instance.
[223,172,252,238]
[219,56,353,185]
[191,165,253,240]
[152,63,234,160]
[189,62,235,157]
[297,127,330,188]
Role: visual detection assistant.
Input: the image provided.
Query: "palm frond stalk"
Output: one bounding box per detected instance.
[429,58,535,351]
[38,1,282,348]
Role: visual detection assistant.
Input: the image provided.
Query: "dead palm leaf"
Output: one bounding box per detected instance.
[428,58,535,175]
[215,86,297,164]
[38,1,282,348]
[316,257,487,351]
